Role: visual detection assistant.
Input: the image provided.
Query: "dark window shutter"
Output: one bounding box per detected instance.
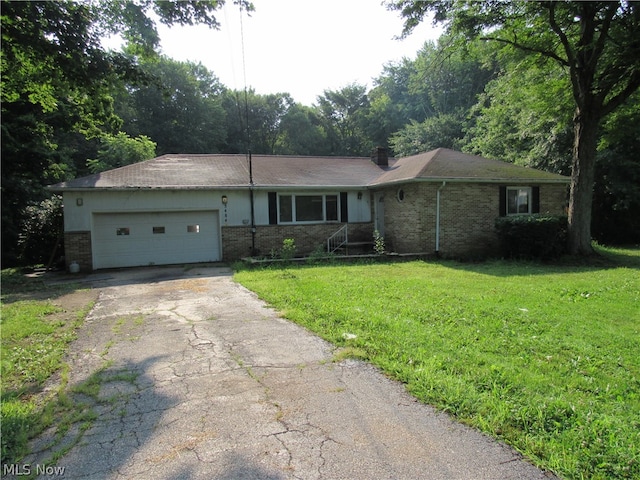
[499,186,507,216]
[268,192,277,225]
[532,186,540,213]
[340,192,348,222]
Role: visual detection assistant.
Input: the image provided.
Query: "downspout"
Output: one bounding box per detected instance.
[249,151,257,255]
[435,181,446,254]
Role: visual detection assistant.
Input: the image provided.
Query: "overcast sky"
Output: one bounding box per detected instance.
[154,0,443,105]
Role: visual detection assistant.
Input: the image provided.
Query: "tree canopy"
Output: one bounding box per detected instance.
[2,0,639,266]
[386,0,640,254]
[1,0,249,265]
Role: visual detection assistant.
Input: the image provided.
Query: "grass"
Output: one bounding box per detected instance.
[1,269,144,470]
[234,246,640,479]
[0,269,93,463]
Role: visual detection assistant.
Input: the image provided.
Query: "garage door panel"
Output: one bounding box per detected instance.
[93,211,220,269]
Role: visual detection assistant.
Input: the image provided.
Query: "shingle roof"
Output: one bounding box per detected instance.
[371,148,569,185]
[49,154,385,190]
[49,149,569,191]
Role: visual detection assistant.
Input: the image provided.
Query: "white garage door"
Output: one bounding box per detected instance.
[92,211,220,269]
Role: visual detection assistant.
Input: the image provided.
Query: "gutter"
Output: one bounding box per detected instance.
[435,181,446,254]
[46,184,371,192]
[368,176,570,188]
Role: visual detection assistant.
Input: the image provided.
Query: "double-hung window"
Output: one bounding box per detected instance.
[278,194,340,223]
[507,187,532,215]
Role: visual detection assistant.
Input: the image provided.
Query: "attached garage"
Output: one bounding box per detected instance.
[92,211,220,269]
[50,151,569,271]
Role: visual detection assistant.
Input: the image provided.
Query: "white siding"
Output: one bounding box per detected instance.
[92,211,220,269]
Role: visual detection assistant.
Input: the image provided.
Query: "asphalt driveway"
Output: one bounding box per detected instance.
[22,266,555,479]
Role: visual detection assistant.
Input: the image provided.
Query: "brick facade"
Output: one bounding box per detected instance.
[222,223,375,260]
[382,182,568,258]
[64,231,93,271]
[63,183,567,269]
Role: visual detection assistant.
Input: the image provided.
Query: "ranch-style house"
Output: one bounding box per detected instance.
[49,147,569,271]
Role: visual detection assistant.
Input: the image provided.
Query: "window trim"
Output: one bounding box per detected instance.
[276,193,342,224]
[506,186,532,215]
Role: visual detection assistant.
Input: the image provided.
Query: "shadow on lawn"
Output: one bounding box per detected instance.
[0,268,82,305]
[438,245,640,277]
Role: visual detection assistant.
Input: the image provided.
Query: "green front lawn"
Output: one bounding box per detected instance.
[234,247,640,479]
[0,270,93,463]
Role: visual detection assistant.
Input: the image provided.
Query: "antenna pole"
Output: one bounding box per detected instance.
[239,5,257,255]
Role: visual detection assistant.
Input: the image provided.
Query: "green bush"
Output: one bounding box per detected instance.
[495,214,568,259]
[280,238,296,260]
[373,230,386,255]
[18,195,64,266]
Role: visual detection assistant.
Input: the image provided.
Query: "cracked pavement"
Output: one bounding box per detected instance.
[21,266,556,479]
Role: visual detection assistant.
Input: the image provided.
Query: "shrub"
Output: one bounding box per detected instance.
[18,195,64,266]
[373,230,386,255]
[495,214,568,259]
[280,238,296,261]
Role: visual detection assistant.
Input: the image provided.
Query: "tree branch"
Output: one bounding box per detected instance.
[601,70,640,117]
[480,35,569,67]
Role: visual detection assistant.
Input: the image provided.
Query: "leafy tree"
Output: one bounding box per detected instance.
[87,132,156,173]
[316,84,371,156]
[592,93,640,244]
[388,0,640,255]
[371,36,497,156]
[115,56,227,154]
[410,36,496,117]
[221,89,296,154]
[17,196,64,267]
[466,54,574,175]
[1,0,245,266]
[390,113,465,156]
[1,1,119,265]
[274,104,329,155]
[368,54,433,145]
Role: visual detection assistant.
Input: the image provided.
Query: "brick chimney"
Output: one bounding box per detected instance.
[371,146,388,167]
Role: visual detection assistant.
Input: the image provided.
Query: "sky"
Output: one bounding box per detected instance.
[153,0,444,106]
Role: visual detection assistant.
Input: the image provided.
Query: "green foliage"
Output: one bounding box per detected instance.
[388,0,640,255]
[0,269,94,463]
[3,0,639,268]
[0,0,233,267]
[219,88,304,154]
[269,238,297,261]
[390,113,465,156]
[305,244,335,265]
[115,56,227,155]
[495,215,568,260]
[316,83,372,156]
[280,238,296,261]
[592,92,640,244]
[87,132,156,173]
[1,300,66,461]
[373,230,386,255]
[235,251,640,479]
[17,195,64,266]
[465,55,573,174]
[274,104,328,155]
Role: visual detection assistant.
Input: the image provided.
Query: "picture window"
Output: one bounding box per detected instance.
[277,194,340,223]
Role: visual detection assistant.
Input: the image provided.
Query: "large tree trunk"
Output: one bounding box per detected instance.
[567,107,600,255]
